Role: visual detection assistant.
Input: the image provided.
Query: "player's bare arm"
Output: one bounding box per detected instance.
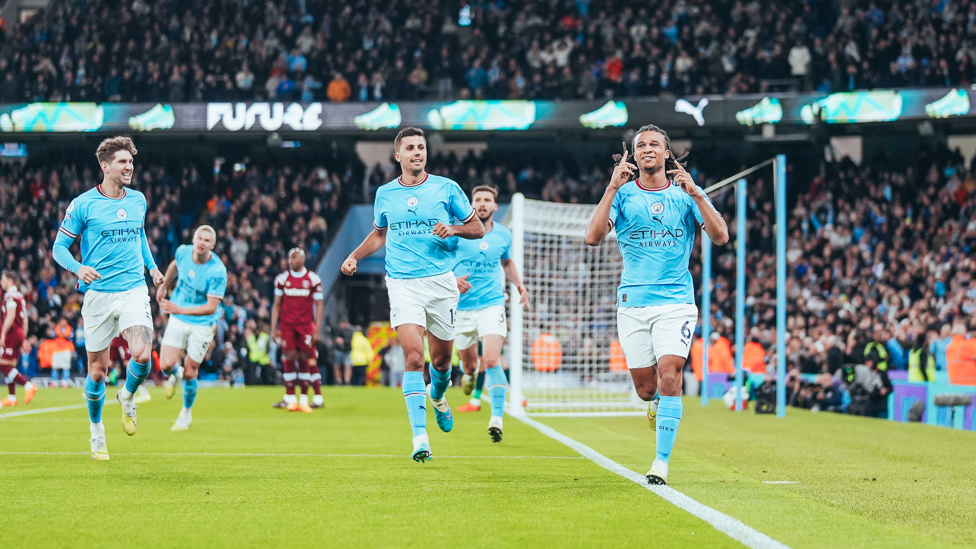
[667,162,730,245]
[585,146,635,246]
[160,296,220,316]
[270,293,283,341]
[314,296,325,346]
[500,258,531,310]
[342,227,387,276]
[433,215,485,240]
[156,259,179,303]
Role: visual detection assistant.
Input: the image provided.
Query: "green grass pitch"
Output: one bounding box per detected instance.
[2,386,974,549]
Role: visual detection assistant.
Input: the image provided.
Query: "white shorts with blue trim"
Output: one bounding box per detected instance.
[162,315,217,364]
[386,271,460,341]
[616,303,698,369]
[454,304,507,351]
[82,286,153,353]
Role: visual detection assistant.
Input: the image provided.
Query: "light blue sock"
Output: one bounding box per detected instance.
[485,365,508,418]
[402,371,427,438]
[183,378,198,409]
[429,366,450,401]
[84,376,105,423]
[655,396,683,464]
[124,358,150,394]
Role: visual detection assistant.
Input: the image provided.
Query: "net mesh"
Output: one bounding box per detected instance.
[513,199,643,414]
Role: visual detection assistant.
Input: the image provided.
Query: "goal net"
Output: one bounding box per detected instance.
[504,195,644,415]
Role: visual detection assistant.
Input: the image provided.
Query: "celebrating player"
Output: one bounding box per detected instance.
[584,126,729,485]
[342,127,484,462]
[156,225,228,431]
[0,271,36,408]
[52,136,165,460]
[271,248,325,413]
[453,185,529,442]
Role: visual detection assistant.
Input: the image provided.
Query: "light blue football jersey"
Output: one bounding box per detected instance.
[373,173,475,279]
[454,223,512,311]
[170,245,227,326]
[609,180,715,307]
[57,186,154,293]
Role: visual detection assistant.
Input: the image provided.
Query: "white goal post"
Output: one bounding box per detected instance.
[504,193,644,416]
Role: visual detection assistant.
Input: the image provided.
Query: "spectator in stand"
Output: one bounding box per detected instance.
[327,73,351,102]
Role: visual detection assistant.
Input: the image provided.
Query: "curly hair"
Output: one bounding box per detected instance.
[631,124,687,173]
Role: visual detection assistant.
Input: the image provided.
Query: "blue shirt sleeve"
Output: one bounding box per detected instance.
[53,199,84,274]
[59,199,83,238]
[609,191,621,228]
[448,183,475,222]
[208,270,228,299]
[373,191,388,230]
[687,191,704,226]
[501,231,512,260]
[52,231,82,274]
[141,230,158,272]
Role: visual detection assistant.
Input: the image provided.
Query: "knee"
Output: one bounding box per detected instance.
[404,350,425,371]
[132,348,152,365]
[88,370,105,383]
[430,352,450,371]
[636,386,657,401]
[658,369,683,395]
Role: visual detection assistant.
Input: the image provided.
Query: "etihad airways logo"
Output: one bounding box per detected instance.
[207,103,324,131]
[389,219,440,233]
[629,227,685,248]
[459,259,499,272]
[101,228,142,237]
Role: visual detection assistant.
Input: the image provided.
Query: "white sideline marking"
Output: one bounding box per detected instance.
[0,404,86,418]
[0,451,583,460]
[517,413,790,549]
[763,481,798,485]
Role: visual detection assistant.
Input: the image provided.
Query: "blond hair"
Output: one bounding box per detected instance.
[194,225,217,239]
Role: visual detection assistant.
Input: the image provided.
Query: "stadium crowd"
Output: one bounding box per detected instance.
[0,156,359,385]
[3,0,976,104]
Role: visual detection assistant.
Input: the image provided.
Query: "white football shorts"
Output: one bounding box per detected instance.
[82,286,153,353]
[162,315,217,363]
[617,303,698,369]
[454,304,507,351]
[386,271,460,341]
